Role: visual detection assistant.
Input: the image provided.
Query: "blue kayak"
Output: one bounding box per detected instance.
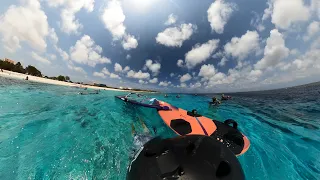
[115,93,169,110]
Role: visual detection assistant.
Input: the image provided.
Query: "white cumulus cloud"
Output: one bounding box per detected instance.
[31,51,51,64]
[70,35,111,67]
[93,72,106,78]
[110,73,121,79]
[207,0,236,34]
[177,59,184,68]
[270,0,310,29]
[94,67,121,79]
[250,12,265,32]
[180,73,192,83]
[248,69,262,82]
[178,83,187,88]
[218,57,228,67]
[139,80,147,84]
[185,39,219,69]
[189,82,201,89]
[122,34,138,50]
[224,31,260,60]
[144,60,161,76]
[55,46,69,60]
[0,0,49,53]
[159,81,171,87]
[156,23,196,47]
[164,14,178,26]
[67,63,86,74]
[303,21,319,41]
[114,63,123,72]
[114,63,130,73]
[207,72,228,86]
[101,0,138,50]
[149,78,158,83]
[262,1,273,21]
[47,0,94,34]
[311,0,320,19]
[49,28,58,45]
[289,49,299,57]
[198,64,216,80]
[255,29,289,70]
[127,70,150,79]
[102,67,110,75]
[212,51,224,58]
[101,0,126,38]
[123,66,130,72]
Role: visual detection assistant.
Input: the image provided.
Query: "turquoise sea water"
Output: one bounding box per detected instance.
[1,77,320,180]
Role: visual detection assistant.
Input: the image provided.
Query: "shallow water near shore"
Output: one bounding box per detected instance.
[0,77,320,179]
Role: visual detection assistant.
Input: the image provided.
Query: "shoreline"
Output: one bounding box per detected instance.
[0,70,149,92]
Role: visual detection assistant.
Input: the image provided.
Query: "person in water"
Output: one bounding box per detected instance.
[221,94,231,100]
[211,97,221,105]
[129,118,156,158]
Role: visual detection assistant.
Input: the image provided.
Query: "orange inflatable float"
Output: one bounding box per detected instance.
[157,101,250,156]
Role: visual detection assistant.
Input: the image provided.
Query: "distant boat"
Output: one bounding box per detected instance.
[79,90,99,95]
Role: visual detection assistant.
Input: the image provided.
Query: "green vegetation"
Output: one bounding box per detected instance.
[0,59,156,92]
[0,60,26,74]
[46,75,71,82]
[25,65,42,77]
[57,75,66,81]
[14,62,26,73]
[0,59,70,81]
[0,59,42,76]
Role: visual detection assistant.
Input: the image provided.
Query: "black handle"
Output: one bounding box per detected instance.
[224,119,238,129]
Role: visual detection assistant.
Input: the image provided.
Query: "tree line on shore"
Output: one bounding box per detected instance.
[0,59,71,82]
[0,59,157,92]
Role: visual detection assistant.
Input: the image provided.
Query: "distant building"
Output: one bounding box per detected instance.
[4,58,15,64]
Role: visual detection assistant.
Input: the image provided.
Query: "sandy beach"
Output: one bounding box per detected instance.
[0,70,134,92]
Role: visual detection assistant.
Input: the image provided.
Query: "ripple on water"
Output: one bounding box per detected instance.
[1,78,320,179]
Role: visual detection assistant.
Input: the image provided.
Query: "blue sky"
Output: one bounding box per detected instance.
[0,0,319,92]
